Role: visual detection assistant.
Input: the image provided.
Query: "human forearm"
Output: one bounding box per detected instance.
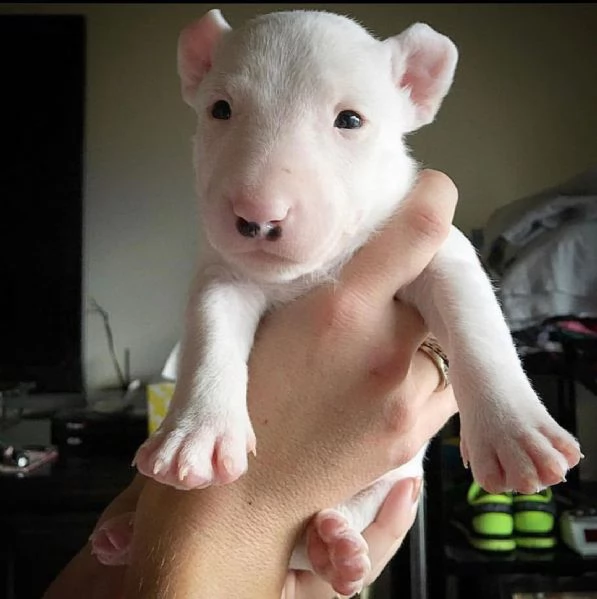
[123,351,450,599]
[125,475,301,598]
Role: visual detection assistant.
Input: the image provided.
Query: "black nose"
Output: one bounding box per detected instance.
[236,218,283,241]
[236,217,260,238]
[265,225,282,241]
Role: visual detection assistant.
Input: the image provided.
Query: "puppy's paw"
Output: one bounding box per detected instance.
[133,411,256,490]
[90,512,135,566]
[463,396,582,494]
[306,509,371,597]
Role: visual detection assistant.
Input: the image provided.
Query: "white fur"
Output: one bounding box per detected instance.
[134,7,581,576]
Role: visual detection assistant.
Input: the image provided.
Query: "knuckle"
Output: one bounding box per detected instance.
[383,398,415,438]
[366,348,410,390]
[407,204,450,247]
[388,430,419,464]
[409,169,459,244]
[386,345,414,382]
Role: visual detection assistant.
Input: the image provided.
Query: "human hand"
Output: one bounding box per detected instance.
[241,169,458,509]
[85,474,422,599]
[282,477,423,599]
[45,169,459,599]
[121,169,458,599]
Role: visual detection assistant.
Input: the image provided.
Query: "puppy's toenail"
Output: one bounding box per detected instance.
[222,457,235,475]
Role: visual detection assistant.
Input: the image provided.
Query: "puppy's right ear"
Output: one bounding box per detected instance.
[177,9,232,105]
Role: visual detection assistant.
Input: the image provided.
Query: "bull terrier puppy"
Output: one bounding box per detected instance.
[94,10,581,595]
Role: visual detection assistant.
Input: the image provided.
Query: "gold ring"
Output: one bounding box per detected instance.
[419,334,450,391]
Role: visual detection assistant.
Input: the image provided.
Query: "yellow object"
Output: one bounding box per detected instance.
[146,382,175,434]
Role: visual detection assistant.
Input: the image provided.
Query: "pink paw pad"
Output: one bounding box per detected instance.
[307,509,371,597]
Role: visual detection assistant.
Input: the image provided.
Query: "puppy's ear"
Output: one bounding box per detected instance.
[177,9,232,106]
[386,23,458,132]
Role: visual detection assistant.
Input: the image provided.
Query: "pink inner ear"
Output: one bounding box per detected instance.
[401,56,448,107]
[401,70,426,102]
[179,48,212,101]
[392,23,458,131]
[178,10,231,105]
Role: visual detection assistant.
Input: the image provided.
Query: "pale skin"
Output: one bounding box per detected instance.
[43,170,458,599]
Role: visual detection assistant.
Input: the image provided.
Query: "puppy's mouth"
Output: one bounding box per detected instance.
[237,247,299,265]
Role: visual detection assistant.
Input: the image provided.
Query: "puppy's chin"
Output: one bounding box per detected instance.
[221,251,314,284]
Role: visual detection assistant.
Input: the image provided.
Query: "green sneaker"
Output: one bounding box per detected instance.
[513,488,557,550]
[451,481,516,552]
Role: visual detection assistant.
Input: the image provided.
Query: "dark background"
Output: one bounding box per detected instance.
[0,15,85,393]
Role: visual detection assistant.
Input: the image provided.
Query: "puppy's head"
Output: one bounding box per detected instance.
[178,9,458,282]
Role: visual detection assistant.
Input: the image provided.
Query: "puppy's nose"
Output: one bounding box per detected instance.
[236,218,260,238]
[231,193,289,226]
[236,217,283,241]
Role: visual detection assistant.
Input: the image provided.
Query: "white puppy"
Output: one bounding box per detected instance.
[103,9,581,593]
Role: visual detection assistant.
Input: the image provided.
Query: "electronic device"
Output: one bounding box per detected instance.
[0,443,58,476]
[560,507,597,556]
[1,443,30,468]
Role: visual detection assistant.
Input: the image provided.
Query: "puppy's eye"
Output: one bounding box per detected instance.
[211,100,232,120]
[334,110,363,129]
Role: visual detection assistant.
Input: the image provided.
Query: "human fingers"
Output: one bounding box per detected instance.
[87,475,145,570]
[287,477,425,599]
[91,474,145,534]
[340,169,457,309]
[379,342,456,465]
[362,477,423,585]
[407,350,459,443]
[90,512,135,566]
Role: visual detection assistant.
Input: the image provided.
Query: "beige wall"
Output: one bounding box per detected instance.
[2,3,596,389]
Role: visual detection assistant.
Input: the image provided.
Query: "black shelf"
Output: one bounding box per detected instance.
[438,463,597,580]
[444,540,597,577]
[418,341,597,599]
[523,347,597,397]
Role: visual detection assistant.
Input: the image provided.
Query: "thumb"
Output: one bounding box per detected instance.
[362,477,423,584]
[340,170,457,310]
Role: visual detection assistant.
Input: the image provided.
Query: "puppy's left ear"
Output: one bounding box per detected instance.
[386,23,458,132]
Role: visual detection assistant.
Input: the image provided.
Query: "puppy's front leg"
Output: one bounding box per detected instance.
[401,226,581,494]
[134,268,267,490]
